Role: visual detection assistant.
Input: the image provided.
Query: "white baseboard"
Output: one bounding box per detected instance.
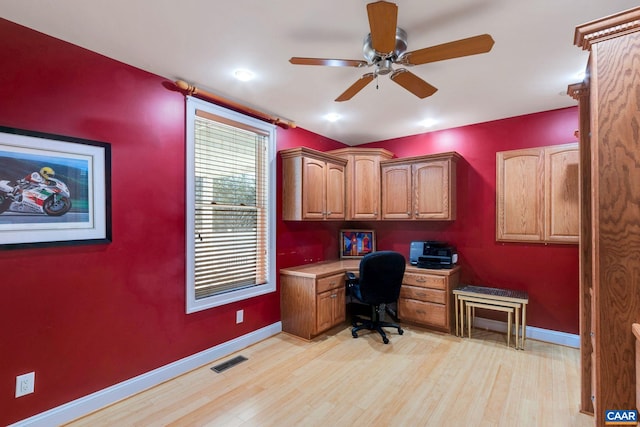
[10,322,282,427]
[473,317,580,348]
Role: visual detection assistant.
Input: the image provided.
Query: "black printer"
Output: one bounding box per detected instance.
[410,241,458,269]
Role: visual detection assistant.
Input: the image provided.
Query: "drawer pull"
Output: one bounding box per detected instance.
[416,292,426,298]
[329,282,336,286]
[416,278,427,283]
[416,310,425,314]
[330,294,337,298]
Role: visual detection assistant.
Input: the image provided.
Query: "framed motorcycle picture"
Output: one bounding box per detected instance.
[0,126,111,249]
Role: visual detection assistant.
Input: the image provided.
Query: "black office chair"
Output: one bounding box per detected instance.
[347,251,406,344]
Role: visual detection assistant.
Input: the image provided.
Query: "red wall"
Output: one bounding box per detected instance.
[361,109,580,335]
[0,19,345,425]
[0,18,579,425]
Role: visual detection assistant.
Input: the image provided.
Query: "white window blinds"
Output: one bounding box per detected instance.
[186,97,275,313]
[193,111,268,299]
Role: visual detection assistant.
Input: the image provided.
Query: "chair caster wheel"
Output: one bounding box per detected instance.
[383,337,389,344]
[352,331,358,338]
[399,328,404,335]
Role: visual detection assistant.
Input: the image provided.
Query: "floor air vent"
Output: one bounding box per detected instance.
[211,355,248,373]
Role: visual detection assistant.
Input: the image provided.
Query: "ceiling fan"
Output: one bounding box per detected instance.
[289,1,495,102]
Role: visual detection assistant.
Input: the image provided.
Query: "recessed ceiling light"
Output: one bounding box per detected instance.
[233,69,255,82]
[324,113,341,122]
[420,118,437,128]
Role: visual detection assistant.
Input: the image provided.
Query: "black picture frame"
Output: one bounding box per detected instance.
[0,126,111,249]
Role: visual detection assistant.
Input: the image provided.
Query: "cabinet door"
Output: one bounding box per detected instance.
[414,160,452,219]
[316,287,344,333]
[325,162,345,219]
[351,155,382,219]
[381,164,412,219]
[545,144,579,243]
[302,157,326,220]
[316,290,335,333]
[496,148,545,241]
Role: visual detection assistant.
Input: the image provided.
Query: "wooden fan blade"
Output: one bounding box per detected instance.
[335,73,375,102]
[403,34,495,65]
[289,57,368,67]
[367,1,398,53]
[390,69,437,99]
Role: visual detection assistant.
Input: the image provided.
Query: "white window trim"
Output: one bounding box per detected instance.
[185,96,276,313]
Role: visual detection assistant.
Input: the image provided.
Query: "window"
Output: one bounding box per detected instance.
[186,97,276,313]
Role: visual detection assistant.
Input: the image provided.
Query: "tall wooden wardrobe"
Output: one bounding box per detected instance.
[570,7,640,426]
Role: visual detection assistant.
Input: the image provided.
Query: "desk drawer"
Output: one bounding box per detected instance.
[398,298,446,328]
[317,273,344,294]
[400,285,445,304]
[403,272,445,290]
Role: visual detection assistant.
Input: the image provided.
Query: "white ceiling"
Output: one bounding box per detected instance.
[1,1,637,145]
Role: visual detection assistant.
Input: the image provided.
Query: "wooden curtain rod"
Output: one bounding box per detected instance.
[174,80,296,129]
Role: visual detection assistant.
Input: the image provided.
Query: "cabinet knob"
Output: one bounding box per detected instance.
[330,293,337,298]
[327,211,332,215]
[407,212,411,216]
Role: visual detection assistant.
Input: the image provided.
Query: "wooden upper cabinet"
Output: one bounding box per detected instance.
[324,162,346,219]
[496,148,545,241]
[281,147,346,221]
[381,163,412,219]
[545,145,580,243]
[414,160,454,219]
[381,152,459,221]
[282,147,460,222]
[300,157,326,220]
[496,143,579,243]
[328,148,393,220]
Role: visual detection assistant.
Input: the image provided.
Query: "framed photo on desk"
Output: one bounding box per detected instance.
[340,229,375,259]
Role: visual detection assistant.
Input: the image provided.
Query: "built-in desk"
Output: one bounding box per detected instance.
[280,260,460,340]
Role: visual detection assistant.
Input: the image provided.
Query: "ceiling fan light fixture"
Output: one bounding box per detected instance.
[375,59,394,76]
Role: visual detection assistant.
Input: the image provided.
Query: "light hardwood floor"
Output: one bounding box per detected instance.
[65,325,593,427]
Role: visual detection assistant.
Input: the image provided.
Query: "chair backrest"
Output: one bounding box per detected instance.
[358,251,406,304]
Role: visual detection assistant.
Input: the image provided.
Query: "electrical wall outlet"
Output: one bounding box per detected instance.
[236,309,244,324]
[15,372,35,398]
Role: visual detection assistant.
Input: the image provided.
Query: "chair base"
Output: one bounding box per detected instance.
[351,317,404,344]
[351,304,404,344]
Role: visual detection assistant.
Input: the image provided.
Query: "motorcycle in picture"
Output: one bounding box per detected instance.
[0,177,72,216]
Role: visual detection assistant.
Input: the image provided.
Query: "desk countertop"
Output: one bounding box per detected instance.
[280,259,460,280]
